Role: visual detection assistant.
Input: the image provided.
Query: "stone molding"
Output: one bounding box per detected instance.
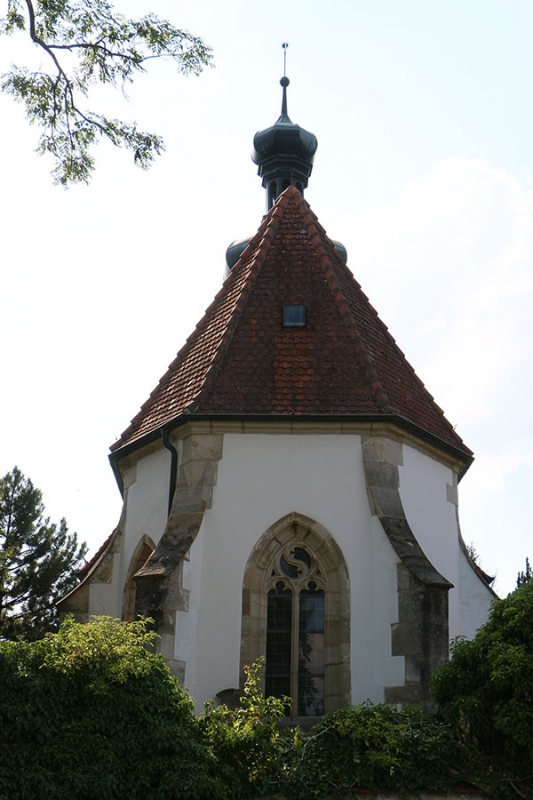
[362,436,451,709]
[122,535,156,621]
[114,419,468,483]
[133,433,223,675]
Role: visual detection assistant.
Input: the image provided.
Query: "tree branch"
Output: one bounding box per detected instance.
[1,0,212,183]
[24,0,71,87]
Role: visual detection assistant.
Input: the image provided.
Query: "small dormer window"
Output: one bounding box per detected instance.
[283,304,306,327]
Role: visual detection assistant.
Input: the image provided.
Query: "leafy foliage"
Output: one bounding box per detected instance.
[199,664,467,800]
[432,580,533,797]
[3,613,532,799]
[0,466,87,641]
[0,616,220,800]
[283,703,461,800]
[1,0,212,184]
[199,658,288,799]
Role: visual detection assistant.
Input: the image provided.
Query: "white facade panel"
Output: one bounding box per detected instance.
[176,432,403,711]
[398,444,493,640]
[81,429,493,714]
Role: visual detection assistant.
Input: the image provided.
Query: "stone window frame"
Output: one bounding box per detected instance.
[241,511,351,717]
[266,542,327,717]
[122,535,156,622]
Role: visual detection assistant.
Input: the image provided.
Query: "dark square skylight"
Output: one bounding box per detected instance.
[283,305,306,327]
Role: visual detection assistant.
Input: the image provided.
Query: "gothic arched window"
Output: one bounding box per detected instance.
[122,536,155,622]
[241,513,350,719]
[266,544,326,716]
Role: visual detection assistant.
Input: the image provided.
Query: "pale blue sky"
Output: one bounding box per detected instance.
[1,0,532,595]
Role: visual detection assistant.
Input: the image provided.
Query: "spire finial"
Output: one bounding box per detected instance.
[280,43,290,118]
[282,42,288,77]
[252,44,317,210]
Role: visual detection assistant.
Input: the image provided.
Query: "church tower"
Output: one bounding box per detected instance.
[59,75,495,716]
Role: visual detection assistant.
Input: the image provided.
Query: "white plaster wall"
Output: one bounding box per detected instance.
[458,548,496,640]
[398,445,493,640]
[86,447,171,618]
[118,447,171,583]
[175,433,404,713]
[88,552,122,617]
[370,515,405,695]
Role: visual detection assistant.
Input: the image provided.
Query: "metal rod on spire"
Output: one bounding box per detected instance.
[282,42,288,77]
[281,43,289,118]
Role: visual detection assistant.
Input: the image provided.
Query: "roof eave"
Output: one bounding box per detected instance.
[109,411,473,482]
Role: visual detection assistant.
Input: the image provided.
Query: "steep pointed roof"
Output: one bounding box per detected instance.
[111,187,471,463]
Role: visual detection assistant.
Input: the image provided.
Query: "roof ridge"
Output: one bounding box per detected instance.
[285,189,463,442]
[189,196,290,411]
[288,190,396,415]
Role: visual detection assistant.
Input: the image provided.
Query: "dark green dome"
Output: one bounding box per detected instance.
[252,77,318,209]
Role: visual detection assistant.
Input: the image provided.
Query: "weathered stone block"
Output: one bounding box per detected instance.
[362,437,403,466]
[364,460,400,490]
[183,434,224,462]
[167,659,186,683]
[92,550,115,583]
[370,486,405,519]
[446,482,458,506]
[123,463,137,488]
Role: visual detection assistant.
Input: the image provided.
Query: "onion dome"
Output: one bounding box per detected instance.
[252,76,318,209]
[226,236,252,272]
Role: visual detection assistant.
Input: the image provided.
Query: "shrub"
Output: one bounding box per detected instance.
[199,659,287,799]
[0,616,220,800]
[432,580,533,796]
[4,608,532,800]
[283,703,460,800]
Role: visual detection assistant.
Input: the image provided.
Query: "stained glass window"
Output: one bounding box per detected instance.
[298,584,325,716]
[266,583,292,701]
[265,545,325,717]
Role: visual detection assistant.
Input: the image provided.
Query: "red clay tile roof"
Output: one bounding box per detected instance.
[111,187,471,459]
[76,528,116,578]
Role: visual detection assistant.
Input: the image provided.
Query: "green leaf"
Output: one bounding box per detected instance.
[0,0,212,184]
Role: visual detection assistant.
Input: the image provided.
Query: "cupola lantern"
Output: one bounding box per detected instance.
[252,76,318,210]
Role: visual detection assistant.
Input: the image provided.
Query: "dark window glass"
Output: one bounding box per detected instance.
[298,587,325,716]
[280,547,312,578]
[280,554,299,578]
[283,305,306,327]
[266,584,292,702]
[265,552,325,718]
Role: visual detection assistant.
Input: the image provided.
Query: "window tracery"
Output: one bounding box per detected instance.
[240,513,350,718]
[266,544,326,716]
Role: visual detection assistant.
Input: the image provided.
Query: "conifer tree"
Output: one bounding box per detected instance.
[0,467,87,640]
[516,556,532,588]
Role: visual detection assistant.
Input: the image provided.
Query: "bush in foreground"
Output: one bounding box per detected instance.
[0,616,219,800]
[3,606,533,799]
[283,703,461,800]
[199,659,287,799]
[432,579,533,797]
